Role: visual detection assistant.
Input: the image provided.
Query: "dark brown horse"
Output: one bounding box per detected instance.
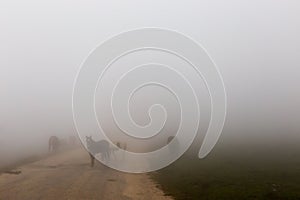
[48,136,60,153]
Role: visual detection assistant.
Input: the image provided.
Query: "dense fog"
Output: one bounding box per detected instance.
[1,1,300,167]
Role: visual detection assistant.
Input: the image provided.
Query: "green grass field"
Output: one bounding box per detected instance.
[151,145,300,200]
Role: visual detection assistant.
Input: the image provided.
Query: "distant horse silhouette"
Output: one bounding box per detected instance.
[48,136,60,153]
[86,136,110,167]
[167,136,180,157]
[116,142,127,150]
[167,136,174,144]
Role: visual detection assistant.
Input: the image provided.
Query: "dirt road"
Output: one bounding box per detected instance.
[0,148,172,200]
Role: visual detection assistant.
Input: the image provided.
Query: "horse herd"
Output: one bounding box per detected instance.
[48,135,177,167]
[48,135,127,167]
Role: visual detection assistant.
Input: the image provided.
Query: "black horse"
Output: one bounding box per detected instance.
[86,136,110,167]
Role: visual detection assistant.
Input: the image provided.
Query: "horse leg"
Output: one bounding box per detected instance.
[48,141,51,153]
[49,144,53,153]
[89,153,95,167]
[106,151,110,161]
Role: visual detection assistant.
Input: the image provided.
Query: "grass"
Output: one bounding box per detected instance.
[151,145,300,200]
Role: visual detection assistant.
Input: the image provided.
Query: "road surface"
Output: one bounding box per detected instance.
[0,148,172,200]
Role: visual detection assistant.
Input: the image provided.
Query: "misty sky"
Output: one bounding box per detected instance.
[1,1,300,160]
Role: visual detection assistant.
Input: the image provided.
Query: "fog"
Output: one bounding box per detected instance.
[1,1,300,167]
